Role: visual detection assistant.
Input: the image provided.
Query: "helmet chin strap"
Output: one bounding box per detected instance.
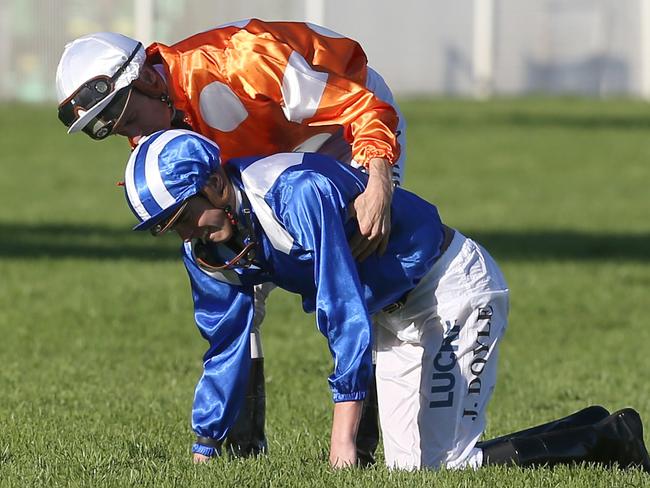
[155,91,192,130]
[158,92,182,126]
[194,193,260,271]
[159,93,172,108]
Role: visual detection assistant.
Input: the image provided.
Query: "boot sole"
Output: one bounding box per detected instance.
[610,408,650,473]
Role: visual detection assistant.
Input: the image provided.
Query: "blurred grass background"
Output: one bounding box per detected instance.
[0,99,649,487]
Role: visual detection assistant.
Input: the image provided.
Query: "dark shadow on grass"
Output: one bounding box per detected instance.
[470,230,650,262]
[0,222,180,261]
[0,222,648,262]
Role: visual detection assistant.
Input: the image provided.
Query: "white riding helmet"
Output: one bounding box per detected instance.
[55,32,146,138]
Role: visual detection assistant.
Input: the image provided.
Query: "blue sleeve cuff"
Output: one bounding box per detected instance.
[192,443,220,457]
[332,391,367,403]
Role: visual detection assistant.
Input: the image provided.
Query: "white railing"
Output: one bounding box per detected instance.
[1,0,648,101]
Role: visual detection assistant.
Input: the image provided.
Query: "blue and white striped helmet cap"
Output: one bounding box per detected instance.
[124,130,222,230]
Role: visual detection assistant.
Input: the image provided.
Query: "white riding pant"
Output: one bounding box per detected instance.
[373,230,509,470]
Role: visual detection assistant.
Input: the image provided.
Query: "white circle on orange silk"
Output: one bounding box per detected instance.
[199,81,249,132]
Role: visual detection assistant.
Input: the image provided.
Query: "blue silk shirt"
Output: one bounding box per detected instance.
[171,138,444,441]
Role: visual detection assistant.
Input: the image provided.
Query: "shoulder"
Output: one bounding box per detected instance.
[236,153,305,195]
[234,153,345,199]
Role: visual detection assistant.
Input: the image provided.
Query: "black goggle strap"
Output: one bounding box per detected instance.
[110,42,142,86]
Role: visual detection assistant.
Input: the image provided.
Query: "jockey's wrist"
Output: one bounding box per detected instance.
[191,436,222,457]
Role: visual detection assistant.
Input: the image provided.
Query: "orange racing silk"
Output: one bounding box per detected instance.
[146,19,400,166]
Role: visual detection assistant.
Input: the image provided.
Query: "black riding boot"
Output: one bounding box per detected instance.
[477,405,609,449]
[224,358,268,457]
[483,408,650,472]
[356,365,380,467]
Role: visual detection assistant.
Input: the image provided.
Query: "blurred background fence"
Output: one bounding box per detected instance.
[2,0,650,101]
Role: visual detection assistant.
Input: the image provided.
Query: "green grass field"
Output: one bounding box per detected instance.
[0,99,649,487]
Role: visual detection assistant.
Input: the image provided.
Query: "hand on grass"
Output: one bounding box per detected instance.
[329,400,363,468]
[329,438,358,468]
[193,453,212,464]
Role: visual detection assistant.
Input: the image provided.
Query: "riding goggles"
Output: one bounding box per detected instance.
[57,42,142,139]
[149,199,190,237]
